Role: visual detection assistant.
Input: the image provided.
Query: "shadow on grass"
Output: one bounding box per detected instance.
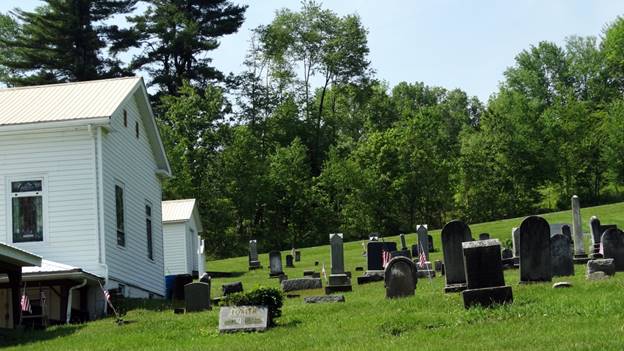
[0,324,84,348]
[115,298,183,314]
[279,319,302,328]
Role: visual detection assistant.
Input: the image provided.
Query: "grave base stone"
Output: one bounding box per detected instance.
[303,270,314,277]
[248,261,262,270]
[587,271,609,281]
[416,270,435,278]
[281,278,322,292]
[304,295,345,303]
[184,282,211,312]
[222,282,243,296]
[461,286,513,309]
[587,259,615,276]
[325,274,352,294]
[573,255,591,264]
[444,284,467,293]
[357,273,384,285]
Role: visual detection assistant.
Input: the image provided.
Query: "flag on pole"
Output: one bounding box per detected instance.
[103,288,111,302]
[382,250,391,268]
[418,248,427,269]
[321,263,327,282]
[20,293,31,313]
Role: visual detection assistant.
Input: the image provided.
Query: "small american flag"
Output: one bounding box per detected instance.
[382,250,391,268]
[20,293,31,313]
[102,287,111,302]
[418,248,427,269]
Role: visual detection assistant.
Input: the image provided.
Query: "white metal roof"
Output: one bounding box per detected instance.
[162,199,197,223]
[22,259,75,274]
[0,242,41,268]
[0,76,141,126]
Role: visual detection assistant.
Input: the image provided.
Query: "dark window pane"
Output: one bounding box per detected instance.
[115,185,125,246]
[12,196,43,242]
[146,218,153,260]
[145,205,151,217]
[12,181,42,193]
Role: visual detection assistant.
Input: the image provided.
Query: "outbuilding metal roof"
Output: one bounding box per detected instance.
[0,76,141,126]
[162,199,197,223]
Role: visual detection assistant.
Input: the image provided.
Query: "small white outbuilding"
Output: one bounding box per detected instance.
[162,199,205,277]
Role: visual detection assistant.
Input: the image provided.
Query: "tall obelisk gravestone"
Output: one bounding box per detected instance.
[325,233,352,294]
[571,195,589,263]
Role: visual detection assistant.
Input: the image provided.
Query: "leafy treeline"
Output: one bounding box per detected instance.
[1,1,624,257]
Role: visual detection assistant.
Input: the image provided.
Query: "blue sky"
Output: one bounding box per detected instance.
[2,1,624,101]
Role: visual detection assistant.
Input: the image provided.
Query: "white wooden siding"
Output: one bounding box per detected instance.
[0,128,100,274]
[163,222,188,275]
[102,94,165,296]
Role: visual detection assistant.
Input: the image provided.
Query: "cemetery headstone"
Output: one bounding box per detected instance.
[549,223,571,237]
[461,239,513,308]
[295,250,301,262]
[248,240,261,270]
[511,227,520,260]
[219,306,268,333]
[589,216,618,258]
[600,228,624,271]
[286,254,294,268]
[519,216,552,283]
[367,241,385,271]
[399,234,408,251]
[199,273,211,284]
[222,281,243,296]
[384,256,418,298]
[281,278,322,292]
[550,234,574,277]
[571,195,588,262]
[479,233,490,240]
[587,258,615,276]
[411,244,419,258]
[326,233,352,294]
[428,235,435,252]
[561,224,572,242]
[269,251,284,277]
[391,250,411,259]
[304,295,345,303]
[441,220,472,292]
[501,248,513,259]
[184,282,211,312]
[303,270,314,277]
[417,225,430,260]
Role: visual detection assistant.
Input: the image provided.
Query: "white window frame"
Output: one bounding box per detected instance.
[114,181,126,248]
[6,175,48,245]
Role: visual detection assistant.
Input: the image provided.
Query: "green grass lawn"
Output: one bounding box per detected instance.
[2,202,624,350]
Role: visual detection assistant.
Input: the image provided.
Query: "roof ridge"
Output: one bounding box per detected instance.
[0,76,141,93]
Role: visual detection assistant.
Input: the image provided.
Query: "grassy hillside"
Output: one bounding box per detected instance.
[2,202,623,350]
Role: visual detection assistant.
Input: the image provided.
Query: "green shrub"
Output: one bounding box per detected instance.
[221,287,284,325]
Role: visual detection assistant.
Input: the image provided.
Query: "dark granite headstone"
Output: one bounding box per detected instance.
[367,241,385,271]
[479,233,490,240]
[286,254,294,268]
[399,234,408,251]
[501,248,513,259]
[303,270,314,277]
[222,282,243,296]
[326,233,352,294]
[248,240,261,270]
[428,235,435,252]
[601,228,624,271]
[417,225,430,260]
[269,251,284,277]
[384,256,417,298]
[184,282,211,312]
[461,239,512,308]
[550,234,574,277]
[441,220,472,292]
[295,250,301,262]
[590,216,618,256]
[519,216,552,283]
[561,225,572,242]
[173,274,193,300]
[391,250,411,259]
[411,244,419,258]
[281,278,322,292]
[199,273,211,284]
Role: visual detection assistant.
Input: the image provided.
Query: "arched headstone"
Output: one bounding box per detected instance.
[519,216,552,283]
[384,256,417,298]
[441,220,472,292]
[601,228,624,271]
[550,234,574,277]
[269,251,283,277]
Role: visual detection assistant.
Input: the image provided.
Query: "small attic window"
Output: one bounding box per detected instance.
[123,110,128,127]
[135,121,139,139]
